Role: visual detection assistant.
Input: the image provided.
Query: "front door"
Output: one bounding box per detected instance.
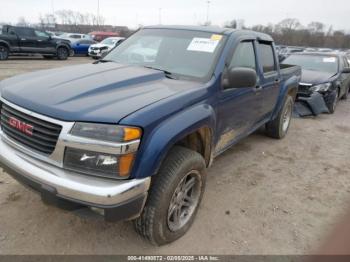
[215,40,263,154]
[34,30,56,53]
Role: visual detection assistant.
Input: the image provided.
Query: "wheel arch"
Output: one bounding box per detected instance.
[0,40,10,48]
[131,104,216,179]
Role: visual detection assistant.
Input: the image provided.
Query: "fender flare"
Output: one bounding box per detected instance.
[0,40,10,49]
[131,104,216,179]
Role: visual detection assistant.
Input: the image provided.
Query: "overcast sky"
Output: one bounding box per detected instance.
[1,0,349,30]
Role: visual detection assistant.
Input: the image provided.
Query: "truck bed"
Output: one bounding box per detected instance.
[280,64,302,82]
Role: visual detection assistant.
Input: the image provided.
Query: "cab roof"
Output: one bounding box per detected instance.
[143,25,273,42]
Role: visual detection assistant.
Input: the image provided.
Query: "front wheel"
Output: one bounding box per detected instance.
[265,95,294,139]
[134,146,206,246]
[0,45,9,61]
[56,47,69,60]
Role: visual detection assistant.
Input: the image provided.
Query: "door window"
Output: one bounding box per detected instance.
[15,28,35,37]
[258,42,276,73]
[229,41,256,70]
[35,30,49,38]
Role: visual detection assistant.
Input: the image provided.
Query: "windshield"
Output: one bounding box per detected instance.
[101,38,119,45]
[283,54,339,74]
[104,29,227,81]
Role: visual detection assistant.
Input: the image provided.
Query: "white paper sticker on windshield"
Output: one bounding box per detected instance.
[323,57,336,63]
[187,38,220,53]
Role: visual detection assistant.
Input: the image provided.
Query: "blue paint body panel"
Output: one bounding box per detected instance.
[0,26,301,179]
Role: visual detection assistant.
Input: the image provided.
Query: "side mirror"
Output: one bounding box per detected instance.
[342,67,350,73]
[223,67,257,89]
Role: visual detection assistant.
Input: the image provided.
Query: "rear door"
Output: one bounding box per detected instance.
[215,40,264,153]
[14,27,38,52]
[257,41,280,118]
[6,28,20,52]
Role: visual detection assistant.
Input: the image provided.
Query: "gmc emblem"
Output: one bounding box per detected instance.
[8,117,34,136]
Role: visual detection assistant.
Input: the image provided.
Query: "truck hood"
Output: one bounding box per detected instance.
[300,69,337,85]
[0,63,201,123]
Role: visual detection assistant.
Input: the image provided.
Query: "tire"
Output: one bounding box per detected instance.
[56,47,69,60]
[265,95,294,139]
[325,89,339,114]
[134,146,206,246]
[0,45,9,61]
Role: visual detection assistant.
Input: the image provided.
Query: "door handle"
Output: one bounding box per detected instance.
[275,79,280,83]
[21,38,26,41]
[37,40,42,42]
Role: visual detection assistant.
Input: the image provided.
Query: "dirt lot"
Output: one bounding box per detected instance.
[0,56,350,255]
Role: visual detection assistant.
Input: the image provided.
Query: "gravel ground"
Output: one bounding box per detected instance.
[0,56,349,255]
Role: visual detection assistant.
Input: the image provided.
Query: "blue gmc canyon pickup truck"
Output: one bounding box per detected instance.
[0,26,301,245]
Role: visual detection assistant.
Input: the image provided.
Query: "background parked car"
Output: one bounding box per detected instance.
[71,39,96,55]
[47,31,65,38]
[89,31,120,42]
[278,46,305,62]
[60,33,92,43]
[88,37,125,59]
[0,25,73,60]
[283,52,350,114]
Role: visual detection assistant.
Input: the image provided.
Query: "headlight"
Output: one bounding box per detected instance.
[64,123,142,179]
[70,123,141,142]
[64,147,135,179]
[310,83,332,92]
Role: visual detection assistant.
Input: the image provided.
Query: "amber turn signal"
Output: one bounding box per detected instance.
[124,127,142,141]
[119,153,135,177]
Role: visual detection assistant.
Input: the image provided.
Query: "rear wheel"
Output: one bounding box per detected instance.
[56,47,69,60]
[134,146,206,246]
[265,95,294,139]
[0,45,9,61]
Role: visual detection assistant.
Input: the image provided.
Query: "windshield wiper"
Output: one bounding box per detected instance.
[143,66,179,80]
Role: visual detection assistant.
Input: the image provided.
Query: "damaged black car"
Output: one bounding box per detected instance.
[283,52,350,115]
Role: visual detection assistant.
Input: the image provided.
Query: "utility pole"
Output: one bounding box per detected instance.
[158,8,162,25]
[51,0,55,15]
[206,0,211,25]
[97,0,100,26]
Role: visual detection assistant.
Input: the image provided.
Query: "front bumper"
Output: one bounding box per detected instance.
[89,51,102,58]
[295,90,331,116]
[88,50,109,58]
[0,136,150,221]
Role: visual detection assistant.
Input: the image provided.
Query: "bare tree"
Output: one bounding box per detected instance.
[308,22,325,34]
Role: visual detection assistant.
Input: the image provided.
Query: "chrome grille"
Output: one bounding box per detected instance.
[0,103,62,155]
